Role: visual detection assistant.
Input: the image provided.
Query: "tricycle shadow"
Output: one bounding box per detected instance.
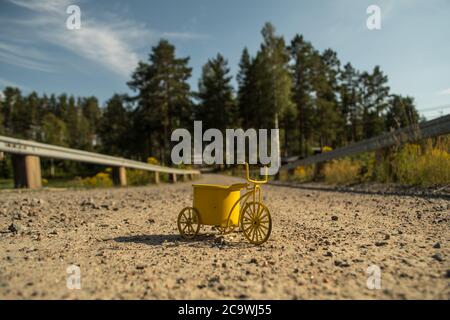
[113,232,253,249]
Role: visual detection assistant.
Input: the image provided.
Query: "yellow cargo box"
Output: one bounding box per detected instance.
[193,184,245,226]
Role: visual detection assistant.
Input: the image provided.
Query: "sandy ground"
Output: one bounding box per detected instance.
[0,174,448,299]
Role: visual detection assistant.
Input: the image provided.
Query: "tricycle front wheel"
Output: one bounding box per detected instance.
[177,207,200,239]
[240,202,272,245]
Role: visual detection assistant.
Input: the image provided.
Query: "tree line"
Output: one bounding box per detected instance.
[0,22,420,171]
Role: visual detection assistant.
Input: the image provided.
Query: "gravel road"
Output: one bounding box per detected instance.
[0,174,448,299]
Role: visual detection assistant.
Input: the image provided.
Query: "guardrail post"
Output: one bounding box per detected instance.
[170,173,177,183]
[11,154,42,189]
[112,166,127,187]
[314,161,325,180]
[154,172,160,184]
[190,173,195,180]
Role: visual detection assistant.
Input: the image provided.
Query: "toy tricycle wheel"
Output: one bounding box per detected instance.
[240,202,272,245]
[177,207,200,239]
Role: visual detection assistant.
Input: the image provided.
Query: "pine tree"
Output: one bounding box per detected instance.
[196,53,236,131]
[0,87,20,135]
[25,92,40,139]
[237,47,258,129]
[339,62,362,142]
[249,22,295,158]
[9,89,28,138]
[290,34,316,156]
[128,39,192,164]
[56,94,68,120]
[81,97,101,134]
[311,49,343,148]
[360,66,390,138]
[98,94,132,156]
[0,102,4,135]
[256,22,295,130]
[386,95,418,130]
[41,113,68,146]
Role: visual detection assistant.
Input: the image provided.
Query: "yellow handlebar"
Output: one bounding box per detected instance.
[244,162,268,184]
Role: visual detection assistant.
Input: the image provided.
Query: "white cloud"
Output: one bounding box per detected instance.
[8,0,67,13]
[41,19,151,77]
[4,0,150,77]
[437,88,450,95]
[4,0,208,78]
[0,42,56,73]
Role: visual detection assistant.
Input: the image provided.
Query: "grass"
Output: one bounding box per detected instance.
[323,159,361,185]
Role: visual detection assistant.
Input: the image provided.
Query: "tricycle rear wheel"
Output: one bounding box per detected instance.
[177,207,200,239]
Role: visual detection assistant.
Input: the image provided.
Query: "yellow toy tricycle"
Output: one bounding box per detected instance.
[177,163,272,245]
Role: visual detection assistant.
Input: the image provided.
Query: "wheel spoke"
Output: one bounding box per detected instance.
[256,203,262,218]
[243,223,254,233]
[259,227,267,240]
[251,227,257,242]
[248,225,256,237]
[259,223,269,230]
[178,207,200,239]
[259,218,269,224]
[259,210,268,220]
[257,227,264,242]
[254,227,260,242]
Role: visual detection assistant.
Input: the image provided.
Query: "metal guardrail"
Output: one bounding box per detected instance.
[282,114,450,170]
[0,135,200,175]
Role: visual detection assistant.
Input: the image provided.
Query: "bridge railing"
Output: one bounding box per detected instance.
[0,135,200,188]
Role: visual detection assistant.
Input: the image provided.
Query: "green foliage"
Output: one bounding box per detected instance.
[289,35,316,156]
[385,95,419,130]
[128,39,193,164]
[41,113,68,146]
[126,169,153,186]
[237,47,256,129]
[257,22,295,129]
[0,108,4,135]
[375,138,450,186]
[97,94,132,156]
[196,53,237,131]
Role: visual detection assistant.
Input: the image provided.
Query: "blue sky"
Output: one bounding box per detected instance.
[0,0,449,119]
